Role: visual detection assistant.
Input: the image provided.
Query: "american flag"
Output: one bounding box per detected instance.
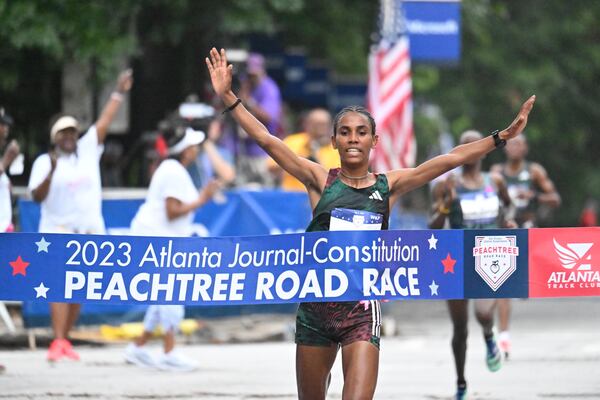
[368,0,416,172]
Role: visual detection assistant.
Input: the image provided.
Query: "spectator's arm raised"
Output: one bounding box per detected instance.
[95,69,133,144]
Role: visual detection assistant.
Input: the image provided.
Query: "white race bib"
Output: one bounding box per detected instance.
[330,208,383,231]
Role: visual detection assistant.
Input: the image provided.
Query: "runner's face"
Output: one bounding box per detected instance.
[505,135,528,161]
[306,110,332,145]
[180,144,200,166]
[459,131,483,168]
[332,112,378,166]
[55,128,78,153]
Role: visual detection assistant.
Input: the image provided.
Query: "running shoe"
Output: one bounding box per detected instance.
[124,343,157,368]
[456,386,467,400]
[157,350,198,372]
[498,331,511,360]
[61,339,80,361]
[47,339,64,362]
[485,334,502,372]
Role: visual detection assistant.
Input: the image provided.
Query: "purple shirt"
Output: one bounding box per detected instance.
[245,76,282,157]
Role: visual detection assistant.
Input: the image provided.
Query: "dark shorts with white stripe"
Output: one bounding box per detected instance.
[295,301,381,349]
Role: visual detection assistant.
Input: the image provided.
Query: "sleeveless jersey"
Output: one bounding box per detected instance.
[306,168,390,232]
[501,162,537,226]
[449,173,500,229]
[295,168,388,349]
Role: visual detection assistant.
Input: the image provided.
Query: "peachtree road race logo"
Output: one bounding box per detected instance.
[473,236,518,291]
[549,238,600,289]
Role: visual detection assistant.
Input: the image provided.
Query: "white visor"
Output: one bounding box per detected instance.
[50,116,79,143]
[168,127,206,155]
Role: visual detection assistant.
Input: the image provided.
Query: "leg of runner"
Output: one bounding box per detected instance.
[50,303,69,341]
[341,341,379,400]
[474,299,502,372]
[447,299,469,400]
[62,303,82,360]
[65,303,81,334]
[296,344,338,400]
[164,329,175,353]
[497,298,511,358]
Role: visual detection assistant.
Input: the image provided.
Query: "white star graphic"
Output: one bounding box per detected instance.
[34,282,50,298]
[35,237,51,253]
[429,280,439,296]
[428,233,438,250]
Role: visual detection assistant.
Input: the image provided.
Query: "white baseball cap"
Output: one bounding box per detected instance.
[168,127,206,155]
[50,116,79,143]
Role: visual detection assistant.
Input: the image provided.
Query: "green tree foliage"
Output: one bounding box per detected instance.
[0,0,375,88]
[0,0,139,89]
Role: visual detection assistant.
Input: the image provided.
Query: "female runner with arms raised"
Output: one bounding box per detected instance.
[206,47,534,400]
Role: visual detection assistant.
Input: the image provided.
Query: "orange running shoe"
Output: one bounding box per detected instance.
[61,339,80,361]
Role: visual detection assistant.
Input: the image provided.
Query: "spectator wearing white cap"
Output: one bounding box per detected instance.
[27,69,133,363]
[125,120,220,371]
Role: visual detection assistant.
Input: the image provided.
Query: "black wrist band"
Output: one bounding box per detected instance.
[222,98,242,114]
[492,130,506,149]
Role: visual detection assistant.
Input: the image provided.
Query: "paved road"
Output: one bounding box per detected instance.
[1,298,599,399]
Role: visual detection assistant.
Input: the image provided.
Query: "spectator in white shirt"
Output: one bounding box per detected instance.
[28,69,133,363]
[124,120,225,371]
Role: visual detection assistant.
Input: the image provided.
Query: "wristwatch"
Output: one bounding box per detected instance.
[491,130,506,149]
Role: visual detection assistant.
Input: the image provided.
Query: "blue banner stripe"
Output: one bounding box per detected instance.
[1,230,466,305]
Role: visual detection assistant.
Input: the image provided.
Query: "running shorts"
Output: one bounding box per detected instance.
[295,301,381,348]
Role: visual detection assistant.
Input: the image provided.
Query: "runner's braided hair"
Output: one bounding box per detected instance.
[333,106,376,136]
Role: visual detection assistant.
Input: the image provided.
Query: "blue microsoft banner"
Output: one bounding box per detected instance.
[0,230,464,305]
[402,0,461,63]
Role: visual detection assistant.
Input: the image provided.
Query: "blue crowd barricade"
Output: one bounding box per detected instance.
[17,189,426,237]
[20,298,298,328]
[17,189,315,237]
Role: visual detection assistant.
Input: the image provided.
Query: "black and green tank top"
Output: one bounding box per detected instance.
[306,168,390,232]
[502,162,536,214]
[449,173,500,229]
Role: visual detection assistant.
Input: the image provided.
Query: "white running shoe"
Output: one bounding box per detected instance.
[157,350,199,372]
[124,343,157,368]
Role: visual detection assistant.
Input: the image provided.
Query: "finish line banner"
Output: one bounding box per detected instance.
[1,230,462,304]
[0,228,598,305]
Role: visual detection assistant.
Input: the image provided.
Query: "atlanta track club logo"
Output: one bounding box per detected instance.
[473,235,519,291]
[553,239,593,270]
[529,228,600,297]
[546,238,600,290]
